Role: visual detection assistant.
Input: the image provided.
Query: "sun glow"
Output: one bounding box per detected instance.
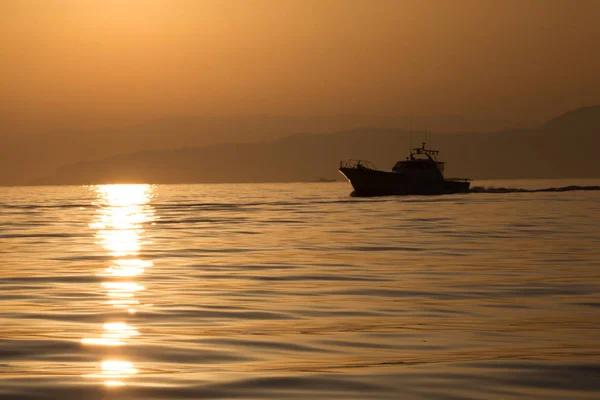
[83,184,155,387]
[96,184,154,207]
[85,360,139,387]
[98,259,152,278]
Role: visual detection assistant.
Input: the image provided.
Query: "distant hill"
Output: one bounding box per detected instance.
[543,105,600,133]
[35,106,600,185]
[0,113,522,186]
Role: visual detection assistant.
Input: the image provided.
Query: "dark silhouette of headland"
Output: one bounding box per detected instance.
[9,106,600,186]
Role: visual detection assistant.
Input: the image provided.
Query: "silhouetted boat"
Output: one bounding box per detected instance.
[339,142,470,196]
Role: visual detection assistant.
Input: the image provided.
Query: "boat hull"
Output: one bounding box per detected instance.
[339,167,470,196]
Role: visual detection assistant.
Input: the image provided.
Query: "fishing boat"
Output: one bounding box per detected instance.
[339,142,470,196]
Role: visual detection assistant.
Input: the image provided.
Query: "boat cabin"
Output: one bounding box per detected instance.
[392,142,445,176]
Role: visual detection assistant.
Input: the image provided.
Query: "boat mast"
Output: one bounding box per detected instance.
[409,117,413,154]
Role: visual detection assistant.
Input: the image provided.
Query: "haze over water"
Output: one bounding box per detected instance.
[1,181,599,399]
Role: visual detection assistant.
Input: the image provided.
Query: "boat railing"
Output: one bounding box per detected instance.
[445,177,471,182]
[340,159,377,170]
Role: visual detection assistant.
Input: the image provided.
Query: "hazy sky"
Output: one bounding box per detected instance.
[2,0,599,130]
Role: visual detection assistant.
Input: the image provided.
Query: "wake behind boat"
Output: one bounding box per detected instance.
[339,142,470,196]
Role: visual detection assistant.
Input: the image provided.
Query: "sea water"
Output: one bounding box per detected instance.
[1,180,599,399]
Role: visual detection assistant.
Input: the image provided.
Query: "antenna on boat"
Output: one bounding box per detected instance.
[409,117,413,152]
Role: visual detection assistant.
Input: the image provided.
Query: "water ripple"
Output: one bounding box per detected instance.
[0,180,599,399]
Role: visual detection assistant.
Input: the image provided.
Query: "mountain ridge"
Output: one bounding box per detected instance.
[27,106,600,185]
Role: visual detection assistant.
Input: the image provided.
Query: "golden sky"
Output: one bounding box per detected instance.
[1,0,599,128]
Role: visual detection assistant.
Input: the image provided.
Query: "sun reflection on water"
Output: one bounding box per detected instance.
[82,184,155,387]
[86,360,139,386]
